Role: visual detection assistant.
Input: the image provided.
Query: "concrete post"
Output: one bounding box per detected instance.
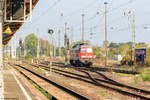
[0,1,4,68]
[0,18,3,69]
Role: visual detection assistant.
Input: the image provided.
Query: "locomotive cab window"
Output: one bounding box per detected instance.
[81,48,93,53]
[87,48,93,53]
[81,49,86,53]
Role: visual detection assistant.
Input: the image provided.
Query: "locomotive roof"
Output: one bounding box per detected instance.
[71,44,91,50]
[72,43,90,48]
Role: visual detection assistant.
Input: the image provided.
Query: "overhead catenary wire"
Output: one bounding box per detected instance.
[69,0,136,31]
[62,0,102,19]
[71,0,138,36]
[32,0,62,22]
[18,0,148,46]
[23,0,102,32]
[24,0,137,30]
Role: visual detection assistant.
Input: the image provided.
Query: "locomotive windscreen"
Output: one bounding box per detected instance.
[81,48,93,53]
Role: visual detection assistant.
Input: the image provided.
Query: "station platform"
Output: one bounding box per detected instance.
[0,64,47,100]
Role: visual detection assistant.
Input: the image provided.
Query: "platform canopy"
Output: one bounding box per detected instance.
[1,0,39,45]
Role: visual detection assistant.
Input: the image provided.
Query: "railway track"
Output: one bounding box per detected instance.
[78,69,150,95]
[9,63,90,100]
[29,62,150,100]
[40,61,140,75]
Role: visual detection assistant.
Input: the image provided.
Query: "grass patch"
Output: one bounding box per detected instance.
[133,74,150,83]
[30,80,55,99]
[100,91,107,97]
[16,67,57,100]
[133,75,142,84]
[140,74,150,81]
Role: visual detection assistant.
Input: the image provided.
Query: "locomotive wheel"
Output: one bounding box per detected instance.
[75,60,83,67]
[70,60,79,67]
[88,62,92,67]
[85,62,92,67]
[76,60,81,67]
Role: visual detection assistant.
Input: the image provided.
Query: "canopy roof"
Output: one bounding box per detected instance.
[2,0,39,45]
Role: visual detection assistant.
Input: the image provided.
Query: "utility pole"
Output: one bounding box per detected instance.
[14,35,17,58]
[11,40,13,58]
[58,30,61,47]
[124,11,136,65]
[58,29,61,57]
[71,27,74,43]
[64,22,68,63]
[11,37,15,58]
[131,11,136,47]
[37,29,40,58]
[64,22,70,64]
[64,22,67,46]
[81,14,85,42]
[131,11,136,65]
[90,27,93,41]
[52,36,54,57]
[23,39,26,58]
[9,43,11,58]
[13,35,17,64]
[104,2,108,67]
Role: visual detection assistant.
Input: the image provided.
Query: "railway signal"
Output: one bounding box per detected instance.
[48,29,54,35]
[66,38,70,50]
[48,29,54,57]
[64,34,67,45]
[19,39,23,48]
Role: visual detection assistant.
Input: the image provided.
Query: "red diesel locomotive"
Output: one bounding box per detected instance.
[70,44,95,66]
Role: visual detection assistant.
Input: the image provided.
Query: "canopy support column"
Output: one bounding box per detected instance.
[0,16,3,69]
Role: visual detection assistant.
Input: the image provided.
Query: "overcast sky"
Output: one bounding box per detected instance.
[11,0,150,46]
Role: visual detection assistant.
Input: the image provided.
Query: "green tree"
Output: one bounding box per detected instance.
[93,47,102,59]
[109,42,118,48]
[24,34,38,58]
[40,39,50,57]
